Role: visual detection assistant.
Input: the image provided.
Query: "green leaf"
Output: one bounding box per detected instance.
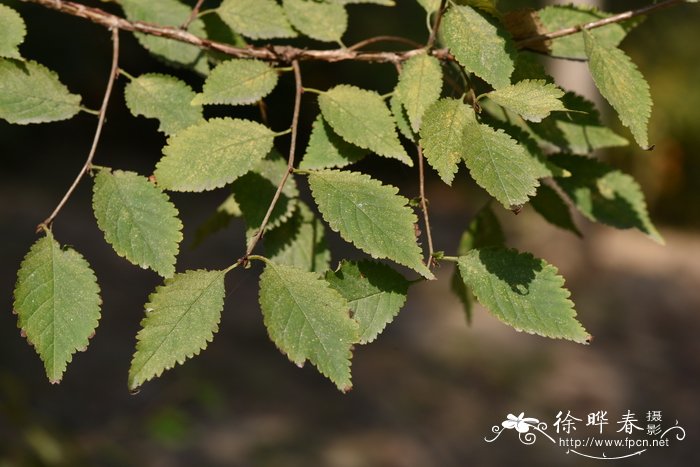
[318,85,412,166]
[395,52,443,132]
[484,79,566,122]
[155,118,276,192]
[538,5,640,60]
[119,0,208,74]
[300,115,368,170]
[231,151,299,237]
[389,94,414,140]
[0,4,25,59]
[129,269,227,389]
[331,0,394,5]
[420,98,472,185]
[283,0,348,43]
[13,232,101,383]
[552,154,663,243]
[218,0,297,39]
[584,31,652,149]
[92,169,183,278]
[192,59,279,106]
[258,261,359,391]
[528,92,628,154]
[450,205,505,324]
[191,194,242,248]
[326,260,409,344]
[0,59,81,124]
[308,170,433,279]
[442,5,515,89]
[462,115,541,208]
[265,202,331,273]
[458,248,590,343]
[124,73,204,136]
[530,183,581,237]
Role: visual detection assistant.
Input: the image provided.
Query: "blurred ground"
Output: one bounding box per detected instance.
[1,0,700,466]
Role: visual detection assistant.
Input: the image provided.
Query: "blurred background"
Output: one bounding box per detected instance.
[1,0,699,465]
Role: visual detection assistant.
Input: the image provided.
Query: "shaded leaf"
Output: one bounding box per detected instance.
[319,85,412,166]
[191,195,242,248]
[93,169,183,278]
[231,152,299,237]
[129,269,226,389]
[420,98,472,185]
[395,52,443,132]
[450,205,505,323]
[258,261,358,391]
[308,170,433,279]
[584,32,652,148]
[484,79,566,122]
[155,118,275,192]
[0,4,25,59]
[442,5,515,89]
[300,115,367,170]
[265,202,331,273]
[458,248,590,343]
[119,0,208,74]
[528,92,628,154]
[283,0,348,43]
[530,183,581,237]
[552,154,662,243]
[192,59,279,106]
[0,59,81,124]
[218,0,297,39]
[124,73,204,135]
[326,260,409,344]
[13,232,101,383]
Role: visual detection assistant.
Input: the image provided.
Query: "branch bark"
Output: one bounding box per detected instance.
[20,0,686,64]
[417,145,434,267]
[38,27,120,232]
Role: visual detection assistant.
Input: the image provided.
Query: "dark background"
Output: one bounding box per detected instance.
[1,0,699,465]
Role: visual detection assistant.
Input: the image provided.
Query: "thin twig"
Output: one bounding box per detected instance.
[347,35,423,52]
[517,0,683,48]
[426,0,448,49]
[416,145,434,267]
[180,0,205,30]
[243,60,303,259]
[37,27,120,232]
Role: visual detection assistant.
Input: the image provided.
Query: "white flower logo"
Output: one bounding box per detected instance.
[502,413,540,433]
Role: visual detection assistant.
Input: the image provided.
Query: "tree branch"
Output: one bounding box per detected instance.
[20,0,686,65]
[243,60,303,259]
[417,145,434,267]
[37,27,120,232]
[517,0,684,48]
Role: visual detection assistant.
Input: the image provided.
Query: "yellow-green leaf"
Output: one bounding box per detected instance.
[584,31,652,149]
[0,4,25,59]
[218,0,297,39]
[442,5,515,89]
[124,73,204,135]
[484,79,567,122]
[258,261,359,391]
[155,118,275,192]
[129,269,227,389]
[92,169,183,278]
[14,232,101,383]
[318,85,412,166]
[308,170,433,279]
[192,59,279,106]
[283,0,348,43]
[395,52,443,132]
